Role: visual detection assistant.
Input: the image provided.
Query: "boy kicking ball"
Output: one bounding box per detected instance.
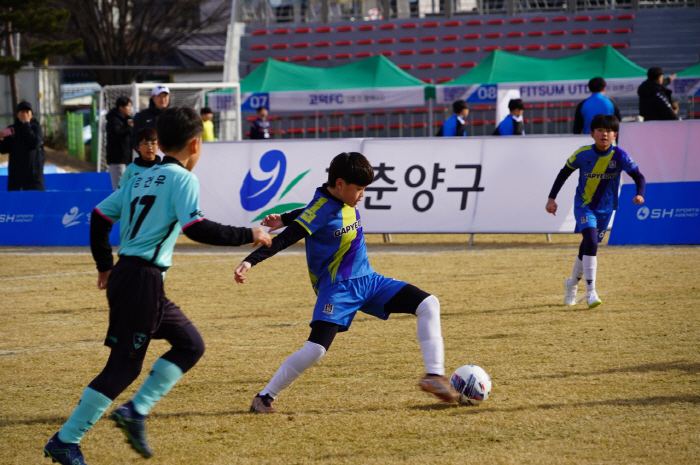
[546,114,645,309]
[44,107,271,465]
[234,152,458,414]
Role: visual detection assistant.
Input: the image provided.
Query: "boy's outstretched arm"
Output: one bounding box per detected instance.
[261,208,304,232]
[627,168,646,205]
[183,219,271,247]
[90,209,115,290]
[546,165,575,215]
[235,221,308,284]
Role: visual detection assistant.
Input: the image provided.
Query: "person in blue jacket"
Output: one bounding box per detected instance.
[493,99,525,136]
[437,100,469,137]
[573,77,621,135]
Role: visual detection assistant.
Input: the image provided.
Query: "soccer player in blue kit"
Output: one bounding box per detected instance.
[234,152,459,414]
[546,114,645,309]
[44,107,271,465]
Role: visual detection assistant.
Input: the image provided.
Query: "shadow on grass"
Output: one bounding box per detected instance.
[540,360,700,379]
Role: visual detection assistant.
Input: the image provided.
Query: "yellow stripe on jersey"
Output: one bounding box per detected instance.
[566,145,590,170]
[308,268,319,295]
[581,149,615,207]
[328,205,357,283]
[295,197,328,234]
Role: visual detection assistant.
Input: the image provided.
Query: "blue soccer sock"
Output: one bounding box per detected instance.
[58,387,113,444]
[130,358,184,416]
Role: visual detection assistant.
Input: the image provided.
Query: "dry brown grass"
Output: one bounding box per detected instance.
[1,234,699,464]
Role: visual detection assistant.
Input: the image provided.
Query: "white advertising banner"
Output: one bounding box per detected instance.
[437,78,646,104]
[241,86,427,112]
[196,136,587,233]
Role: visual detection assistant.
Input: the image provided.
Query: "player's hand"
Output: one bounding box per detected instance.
[260,214,284,232]
[633,195,644,205]
[97,270,110,290]
[545,198,558,215]
[251,227,271,247]
[234,261,251,284]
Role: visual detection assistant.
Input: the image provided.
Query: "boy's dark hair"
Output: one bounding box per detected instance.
[115,96,131,108]
[647,67,663,80]
[156,107,203,153]
[257,106,267,113]
[508,98,525,111]
[135,127,157,144]
[200,106,213,115]
[452,100,469,114]
[327,152,374,188]
[590,114,619,133]
[588,77,606,93]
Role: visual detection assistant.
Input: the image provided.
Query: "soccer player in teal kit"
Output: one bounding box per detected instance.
[44,107,271,465]
[234,152,458,414]
[546,114,645,309]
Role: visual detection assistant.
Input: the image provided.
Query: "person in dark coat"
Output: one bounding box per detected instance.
[106,96,133,189]
[0,101,46,191]
[131,85,170,148]
[637,67,679,121]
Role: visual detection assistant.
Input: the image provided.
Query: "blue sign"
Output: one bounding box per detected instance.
[0,172,111,191]
[241,93,270,111]
[466,85,498,103]
[0,190,120,246]
[608,182,700,245]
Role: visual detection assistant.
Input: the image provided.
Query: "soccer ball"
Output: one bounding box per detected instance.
[450,364,491,405]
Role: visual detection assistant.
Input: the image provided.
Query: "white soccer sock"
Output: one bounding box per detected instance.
[416,295,445,377]
[582,255,598,292]
[571,257,583,283]
[260,341,326,399]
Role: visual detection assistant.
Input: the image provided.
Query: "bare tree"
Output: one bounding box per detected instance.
[55,0,229,85]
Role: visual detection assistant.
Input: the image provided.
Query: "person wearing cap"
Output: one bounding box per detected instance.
[0,101,46,191]
[131,85,171,149]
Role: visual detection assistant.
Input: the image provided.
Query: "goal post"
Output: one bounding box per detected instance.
[97,82,241,172]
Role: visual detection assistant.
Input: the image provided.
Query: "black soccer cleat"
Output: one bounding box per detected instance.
[44,432,87,465]
[111,401,153,458]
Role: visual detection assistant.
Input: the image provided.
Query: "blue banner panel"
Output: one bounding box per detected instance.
[609,182,700,245]
[0,172,112,191]
[0,191,119,246]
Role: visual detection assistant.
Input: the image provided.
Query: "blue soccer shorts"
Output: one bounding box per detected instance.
[574,205,613,243]
[311,272,408,332]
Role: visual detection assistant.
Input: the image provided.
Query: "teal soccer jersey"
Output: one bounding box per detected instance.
[566,144,638,213]
[95,159,204,269]
[294,187,374,294]
[117,162,140,189]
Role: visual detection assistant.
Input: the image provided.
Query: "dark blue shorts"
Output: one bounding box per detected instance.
[574,205,613,243]
[311,273,408,331]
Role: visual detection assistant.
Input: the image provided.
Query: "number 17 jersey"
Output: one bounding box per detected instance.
[95,158,205,269]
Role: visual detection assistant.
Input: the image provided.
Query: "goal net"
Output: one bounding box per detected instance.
[97,82,241,172]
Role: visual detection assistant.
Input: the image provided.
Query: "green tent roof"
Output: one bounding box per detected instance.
[241,55,430,92]
[447,46,647,85]
[677,62,700,77]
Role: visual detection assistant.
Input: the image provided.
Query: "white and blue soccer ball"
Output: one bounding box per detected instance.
[450,364,491,405]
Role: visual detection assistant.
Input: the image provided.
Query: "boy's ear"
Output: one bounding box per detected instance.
[188,136,200,154]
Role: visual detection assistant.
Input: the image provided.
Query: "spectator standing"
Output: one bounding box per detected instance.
[106,96,134,189]
[573,77,621,135]
[132,85,171,147]
[249,106,270,140]
[637,67,679,121]
[0,101,46,191]
[493,99,525,136]
[201,107,216,141]
[437,100,469,137]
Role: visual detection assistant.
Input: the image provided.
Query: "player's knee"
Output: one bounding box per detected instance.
[416,294,440,317]
[303,341,327,362]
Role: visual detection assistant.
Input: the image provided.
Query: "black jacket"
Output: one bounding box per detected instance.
[105,108,132,165]
[0,118,45,191]
[131,99,165,148]
[637,79,679,121]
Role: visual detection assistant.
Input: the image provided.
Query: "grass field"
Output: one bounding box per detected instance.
[1,234,699,464]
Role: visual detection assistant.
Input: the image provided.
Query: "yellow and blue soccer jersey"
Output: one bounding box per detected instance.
[566,144,638,213]
[95,158,204,269]
[294,187,374,294]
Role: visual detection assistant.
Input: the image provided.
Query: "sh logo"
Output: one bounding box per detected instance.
[240,150,310,222]
[62,207,83,227]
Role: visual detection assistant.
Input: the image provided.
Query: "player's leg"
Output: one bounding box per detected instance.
[112,301,205,458]
[580,226,602,308]
[362,276,457,403]
[45,257,158,464]
[252,321,339,414]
